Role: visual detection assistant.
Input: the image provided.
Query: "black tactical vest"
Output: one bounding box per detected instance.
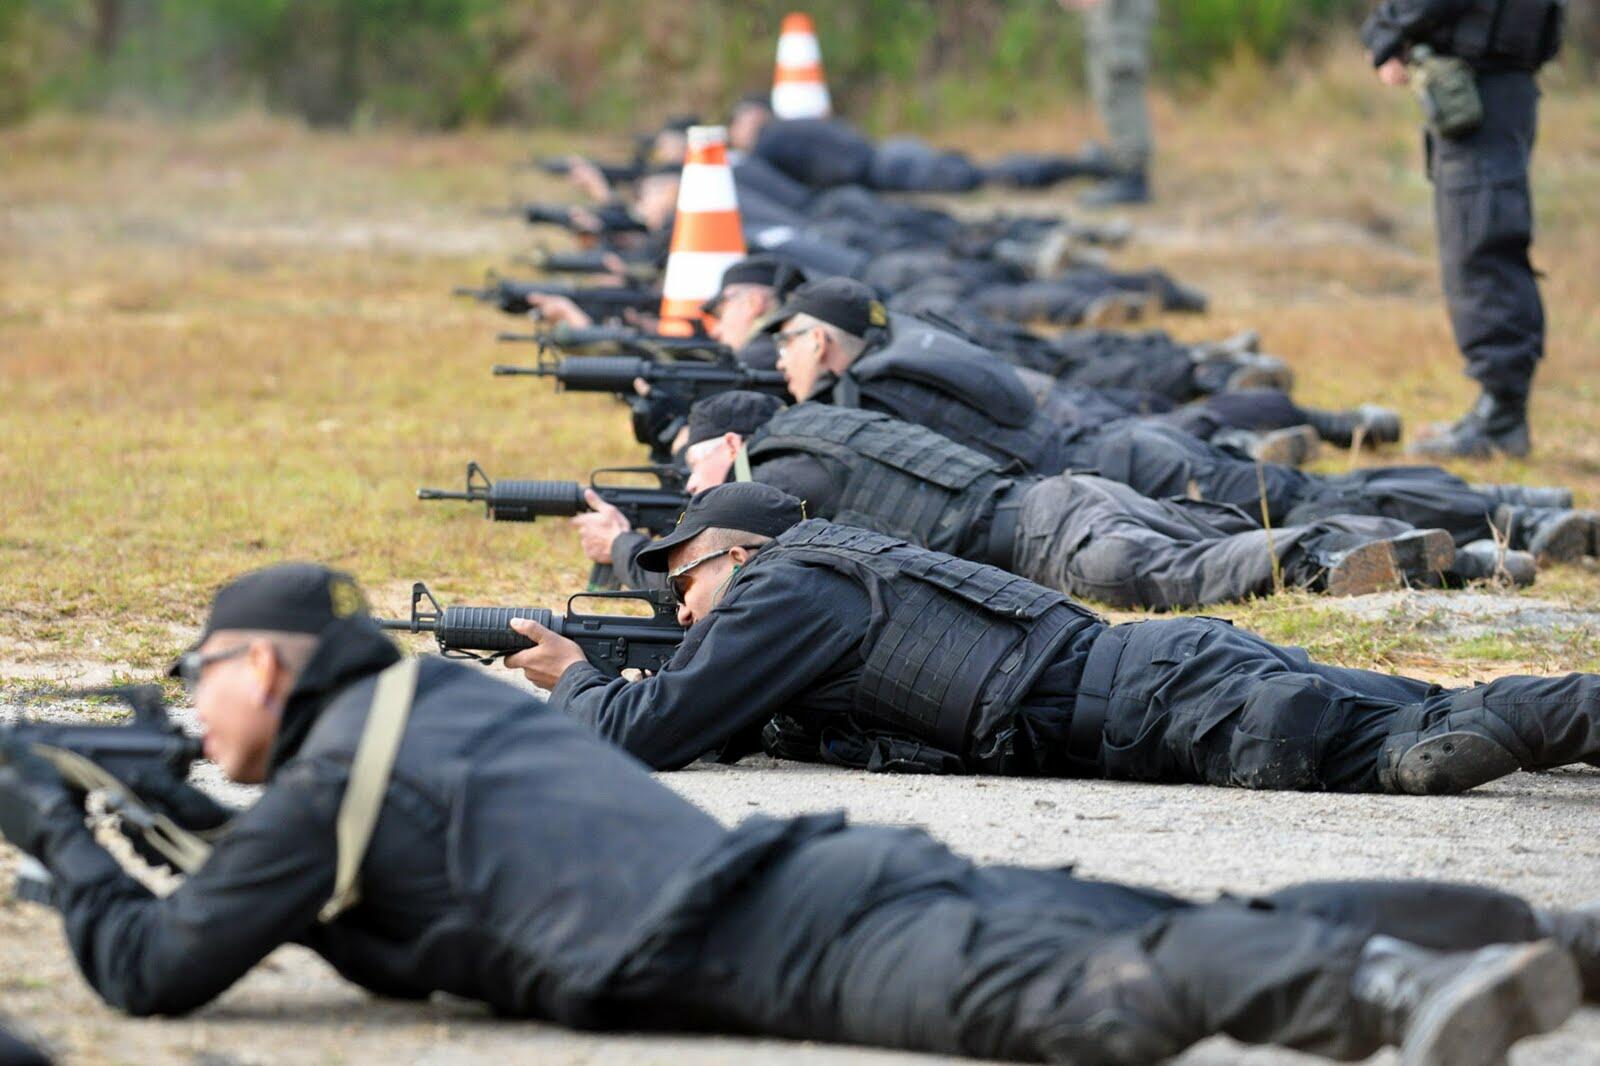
[835,313,1069,473]
[739,520,1102,756]
[746,404,1013,556]
[1430,0,1565,69]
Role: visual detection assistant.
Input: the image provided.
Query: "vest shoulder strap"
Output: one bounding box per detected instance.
[319,656,420,924]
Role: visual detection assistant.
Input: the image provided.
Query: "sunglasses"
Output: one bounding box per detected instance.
[773,324,813,348]
[173,643,250,694]
[666,545,763,606]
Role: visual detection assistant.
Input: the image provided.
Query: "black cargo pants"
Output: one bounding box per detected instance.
[1011,474,1424,610]
[1076,617,1600,791]
[621,816,1561,1063]
[1431,70,1545,400]
[1074,421,1499,544]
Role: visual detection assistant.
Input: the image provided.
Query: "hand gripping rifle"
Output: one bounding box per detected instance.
[416,462,689,589]
[376,584,683,675]
[2,685,211,904]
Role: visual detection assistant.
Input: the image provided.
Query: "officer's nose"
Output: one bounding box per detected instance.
[675,603,695,627]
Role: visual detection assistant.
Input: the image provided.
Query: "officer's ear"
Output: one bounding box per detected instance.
[721,431,745,458]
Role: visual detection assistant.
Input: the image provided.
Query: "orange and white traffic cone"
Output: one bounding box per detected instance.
[658,125,746,337]
[771,12,832,120]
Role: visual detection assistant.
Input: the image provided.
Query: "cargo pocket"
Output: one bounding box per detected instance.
[1098,622,1208,781]
[1225,674,1335,791]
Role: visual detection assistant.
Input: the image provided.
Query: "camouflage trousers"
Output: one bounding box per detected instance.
[1086,0,1156,172]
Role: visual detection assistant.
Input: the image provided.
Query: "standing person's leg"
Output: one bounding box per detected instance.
[1411,71,1544,459]
[1083,0,1156,206]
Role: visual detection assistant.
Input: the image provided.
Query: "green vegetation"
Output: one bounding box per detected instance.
[15,0,1594,131]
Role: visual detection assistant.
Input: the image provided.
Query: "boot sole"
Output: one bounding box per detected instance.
[1326,541,1404,597]
[1225,365,1294,392]
[1326,530,1454,597]
[1401,941,1581,1066]
[1529,512,1592,566]
[1394,731,1522,795]
[1252,425,1321,467]
[1389,529,1456,580]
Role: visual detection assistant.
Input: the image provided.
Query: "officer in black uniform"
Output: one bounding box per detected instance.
[525,482,1600,795]
[596,391,1493,609]
[5,563,1596,1064]
[762,278,1597,565]
[1362,0,1565,457]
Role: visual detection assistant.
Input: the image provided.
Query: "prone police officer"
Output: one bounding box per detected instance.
[6,563,1597,1064]
[593,390,1492,607]
[1362,0,1566,457]
[518,483,1600,794]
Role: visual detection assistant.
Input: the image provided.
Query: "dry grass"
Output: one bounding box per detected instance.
[3,46,1599,678]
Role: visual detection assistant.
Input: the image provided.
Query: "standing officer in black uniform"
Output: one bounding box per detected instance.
[520,483,1600,794]
[1362,0,1566,457]
[5,563,1597,1064]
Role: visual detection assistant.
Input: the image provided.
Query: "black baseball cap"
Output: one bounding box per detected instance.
[168,563,370,674]
[635,483,805,572]
[760,276,888,339]
[687,390,785,447]
[701,254,805,314]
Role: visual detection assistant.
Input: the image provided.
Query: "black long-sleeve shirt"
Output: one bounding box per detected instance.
[551,550,1101,774]
[40,630,728,1020]
[1361,0,1472,64]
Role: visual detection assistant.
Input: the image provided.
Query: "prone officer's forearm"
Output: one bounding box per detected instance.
[58,763,339,1016]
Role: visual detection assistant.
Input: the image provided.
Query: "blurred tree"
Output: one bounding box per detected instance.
[0,0,1585,129]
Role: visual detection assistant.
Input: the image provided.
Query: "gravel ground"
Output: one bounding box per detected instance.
[1,682,1598,1065]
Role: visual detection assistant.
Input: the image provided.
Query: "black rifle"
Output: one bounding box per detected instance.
[494,354,788,461]
[513,249,655,281]
[533,156,644,185]
[483,202,646,235]
[454,277,660,320]
[377,583,683,675]
[417,462,689,589]
[493,353,785,397]
[497,327,729,360]
[2,685,206,904]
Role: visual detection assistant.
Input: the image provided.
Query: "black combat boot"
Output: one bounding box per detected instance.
[1470,483,1575,510]
[1189,350,1294,394]
[1351,935,1580,1066]
[1080,170,1151,208]
[1535,902,1600,1002]
[1380,720,1522,795]
[1320,529,1455,597]
[1409,391,1531,459]
[1447,539,1537,587]
[1212,425,1321,467]
[1491,504,1594,565]
[1304,405,1404,449]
